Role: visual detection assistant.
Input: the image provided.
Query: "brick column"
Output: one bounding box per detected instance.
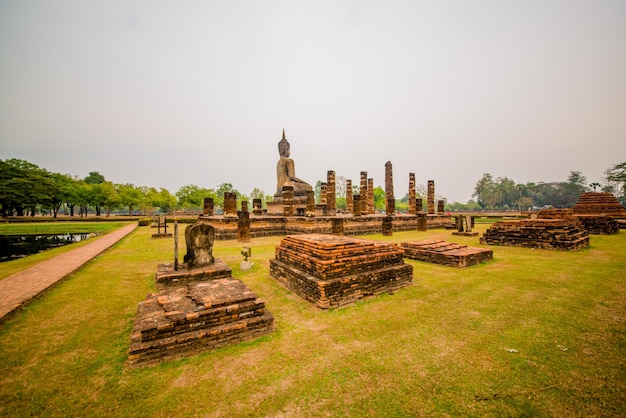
[320,183,327,206]
[282,186,294,217]
[368,178,375,214]
[203,198,214,216]
[385,161,394,215]
[306,190,315,217]
[360,172,368,216]
[224,192,237,218]
[327,170,336,216]
[408,173,416,215]
[416,198,423,213]
[346,179,353,215]
[427,180,435,215]
[353,195,361,217]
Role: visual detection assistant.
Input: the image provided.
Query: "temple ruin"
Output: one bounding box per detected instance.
[128,222,275,367]
[194,130,452,239]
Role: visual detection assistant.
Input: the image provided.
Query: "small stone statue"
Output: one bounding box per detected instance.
[183,222,215,269]
[276,129,312,196]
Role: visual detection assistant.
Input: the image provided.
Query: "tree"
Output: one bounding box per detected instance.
[84,171,105,184]
[373,186,385,212]
[118,184,145,216]
[0,159,57,216]
[176,184,215,213]
[472,174,497,209]
[148,187,176,214]
[603,162,626,205]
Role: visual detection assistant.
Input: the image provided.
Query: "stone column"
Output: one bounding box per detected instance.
[353,195,361,217]
[385,161,394,215]
[427,180,435,215]
[327,170,336,216]
[306,190,315,217]
[346,179,353,215]
[224,192,237,217]
[252,199,262,215]
[241,201,248,213]
[368,178,375,214]
[437,200,445,214]
[382,216,393,236]
[466,214,473,233]
[456,216,464,232]
[203,198,214,216]
[282,186,294,217]
[238,211,250,242]
[387,198,395,215]
[320,182,327,206]
[331,218,344,235]
[360,172,368,216]
[416,198,423,213]
[416,213,427,231]
[408,173,416,215]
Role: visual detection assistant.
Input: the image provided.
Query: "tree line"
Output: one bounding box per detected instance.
[2,158,624,217]
[469,163,626,211]
[0,159,258,218]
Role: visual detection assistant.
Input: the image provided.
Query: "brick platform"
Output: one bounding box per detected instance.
[480,219,589,251]
[401,240,493,267]
[269,234,413,309]
[128,276,274,367]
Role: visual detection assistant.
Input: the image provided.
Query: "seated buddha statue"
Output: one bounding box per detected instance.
[275,130,313,197]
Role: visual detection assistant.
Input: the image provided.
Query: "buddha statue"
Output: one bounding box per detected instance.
[276,130,313,196]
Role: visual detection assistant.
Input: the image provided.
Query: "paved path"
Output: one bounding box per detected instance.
[0,223,137,324]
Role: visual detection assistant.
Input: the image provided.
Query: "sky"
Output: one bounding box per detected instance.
[1,0,625,203]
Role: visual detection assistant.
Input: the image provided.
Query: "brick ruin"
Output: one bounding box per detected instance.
[128,223,274,367]
[452,214,478,237]
[572,192,626,217]
[269,234,413,309]
[480,219,589,251]
[537,208,620,235]
[195,132,453,238]
[401,239,493,267]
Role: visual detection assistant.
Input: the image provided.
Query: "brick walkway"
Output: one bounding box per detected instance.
[0,223,137,324]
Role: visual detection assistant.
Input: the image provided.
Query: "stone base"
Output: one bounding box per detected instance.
[151,233,173,239]
[401,240,492,267]
[155,259,232,290]
[480,219,589,251]
[269,234,413,309]
[128,278,275,367]
[451,231,479,237]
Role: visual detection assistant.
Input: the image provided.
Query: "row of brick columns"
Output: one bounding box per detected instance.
[202,175,445,218]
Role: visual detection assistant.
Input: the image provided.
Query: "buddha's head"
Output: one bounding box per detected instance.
[278,130,290,157]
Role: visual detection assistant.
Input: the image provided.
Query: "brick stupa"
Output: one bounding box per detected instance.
[270,234,413,309]
[572,192,626,217]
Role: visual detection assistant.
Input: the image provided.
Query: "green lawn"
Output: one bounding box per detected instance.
[0,223,624,416]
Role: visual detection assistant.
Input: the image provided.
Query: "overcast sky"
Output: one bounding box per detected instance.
[1,0,624,203]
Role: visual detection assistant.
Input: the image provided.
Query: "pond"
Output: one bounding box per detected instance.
[0,233,99,263]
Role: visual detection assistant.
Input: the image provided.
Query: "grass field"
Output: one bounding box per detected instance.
[0,223,624,416]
